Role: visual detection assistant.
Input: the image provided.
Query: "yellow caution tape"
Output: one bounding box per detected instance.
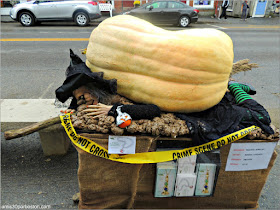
[61,113,259,164]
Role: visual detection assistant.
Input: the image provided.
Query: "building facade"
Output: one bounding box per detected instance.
[105,0,274,17]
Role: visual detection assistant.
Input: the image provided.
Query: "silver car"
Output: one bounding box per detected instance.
[10,0,101,26]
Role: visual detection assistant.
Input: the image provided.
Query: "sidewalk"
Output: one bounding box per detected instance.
[198,15,280,25]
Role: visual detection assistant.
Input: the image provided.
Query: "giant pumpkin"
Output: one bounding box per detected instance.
[86,15,234,113]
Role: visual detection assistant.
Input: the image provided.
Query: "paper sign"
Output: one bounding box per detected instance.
[177,155,197,174]
[195,164,216,196]
[175,173,197,197]
[155,163,177,197]
[225,142,277,171]
[108,135,136,154]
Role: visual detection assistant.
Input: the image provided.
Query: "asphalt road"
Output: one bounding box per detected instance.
[1,19,279,209]
[1,21,279,126]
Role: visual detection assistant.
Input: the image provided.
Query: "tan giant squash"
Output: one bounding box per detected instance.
[86,15,234,113]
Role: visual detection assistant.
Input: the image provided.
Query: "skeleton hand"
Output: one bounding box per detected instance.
[81,103,113,119]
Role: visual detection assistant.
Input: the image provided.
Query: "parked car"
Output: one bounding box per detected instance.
[123,0,199,27]
[10,0,101,27]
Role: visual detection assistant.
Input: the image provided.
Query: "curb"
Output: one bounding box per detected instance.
[1,15,14,22]
[2,15,279,25]
[0,15,106,23]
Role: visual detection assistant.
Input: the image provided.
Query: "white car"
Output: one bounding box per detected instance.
[10,0,101,26]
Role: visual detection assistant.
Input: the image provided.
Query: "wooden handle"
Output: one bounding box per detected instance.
[4,116,61,140]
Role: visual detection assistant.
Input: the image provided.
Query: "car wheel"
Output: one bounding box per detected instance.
[74,12,89,26]
[19,12,35,27]
[179,16,190,27]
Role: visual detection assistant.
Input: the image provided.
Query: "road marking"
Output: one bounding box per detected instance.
[206,23,226,30]
[164,27,224,31]
[2,31,91,34]
[225,25,280,29]
[39,82,54,99]
[0,38,89,42]
[1,25,279,41]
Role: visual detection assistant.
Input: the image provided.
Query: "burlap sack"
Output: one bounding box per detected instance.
[74,135,278,209]
[75,134,156,209]
[134,140,278,209]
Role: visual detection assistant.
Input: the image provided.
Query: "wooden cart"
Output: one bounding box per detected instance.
[75,133,278,209]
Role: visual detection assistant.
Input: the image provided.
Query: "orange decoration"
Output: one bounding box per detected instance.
[118,119,132,128]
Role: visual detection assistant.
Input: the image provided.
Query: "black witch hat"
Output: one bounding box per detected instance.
[55,49,117,103]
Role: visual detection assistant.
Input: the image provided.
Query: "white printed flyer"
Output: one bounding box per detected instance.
[108,135,136,154]
[225,142,277,171]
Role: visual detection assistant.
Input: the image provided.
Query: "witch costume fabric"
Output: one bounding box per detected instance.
[55,49,117,108]
[176,93,274,146]
[55,49,117,103]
